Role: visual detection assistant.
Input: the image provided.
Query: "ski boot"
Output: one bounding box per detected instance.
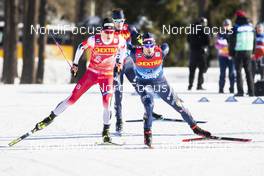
[191,125,211,137]
[35,112,56,131]
[144,129,152,148]
[102,125,112,143]
[115,119,123,135]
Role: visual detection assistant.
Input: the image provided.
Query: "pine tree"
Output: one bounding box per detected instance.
[20,0,38,84]
[2,0,18,84]
[36,0,47,84]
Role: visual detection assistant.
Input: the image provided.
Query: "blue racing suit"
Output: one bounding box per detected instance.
[130,43,197,130]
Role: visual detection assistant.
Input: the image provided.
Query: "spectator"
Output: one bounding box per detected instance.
[187,17,210,90]
[252,23,264,80]
[215,19,235,93]
[229,10,255,96]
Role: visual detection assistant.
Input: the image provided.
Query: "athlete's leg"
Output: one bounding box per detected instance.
[135,83,154,130]
[114,59,135,121]
[136,83,154,146]
[114,69,124,119]
[126,62,163,119]
[52,70,97,116]
[154,80,211,136]
[154,79,196,126]
[99,76,114,126]
[99,76,114,142]
[36,70,98,130]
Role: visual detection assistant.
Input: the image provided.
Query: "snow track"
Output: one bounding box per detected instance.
[0,66,264,176]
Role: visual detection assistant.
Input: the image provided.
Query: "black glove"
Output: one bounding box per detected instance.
[71,64,78,77]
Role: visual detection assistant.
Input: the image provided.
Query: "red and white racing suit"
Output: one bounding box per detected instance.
[52,33,126,125]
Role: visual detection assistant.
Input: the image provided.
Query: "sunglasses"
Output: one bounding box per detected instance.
[113,19,125,23]
[103,30,115,34]
[143,43,154,48]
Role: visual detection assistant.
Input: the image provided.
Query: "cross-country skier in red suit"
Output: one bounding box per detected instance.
[34,18,127,143]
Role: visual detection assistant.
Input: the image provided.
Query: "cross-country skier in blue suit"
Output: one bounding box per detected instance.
[130,32,211,147]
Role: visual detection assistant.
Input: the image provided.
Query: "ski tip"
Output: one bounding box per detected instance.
[243,139,252,142]
[8,137,24,147]
[8,140,17,147]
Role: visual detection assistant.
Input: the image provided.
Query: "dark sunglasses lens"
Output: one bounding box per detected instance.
[144,44,154,48]
[104,30,114,34]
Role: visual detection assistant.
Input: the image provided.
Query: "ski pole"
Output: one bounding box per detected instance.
[50,33,79,77]
[50,33,72,67]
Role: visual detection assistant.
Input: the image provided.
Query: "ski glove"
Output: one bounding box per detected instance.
[71,64,78,77]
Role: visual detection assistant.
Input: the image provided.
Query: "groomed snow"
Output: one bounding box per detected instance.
[0,59,263,176]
